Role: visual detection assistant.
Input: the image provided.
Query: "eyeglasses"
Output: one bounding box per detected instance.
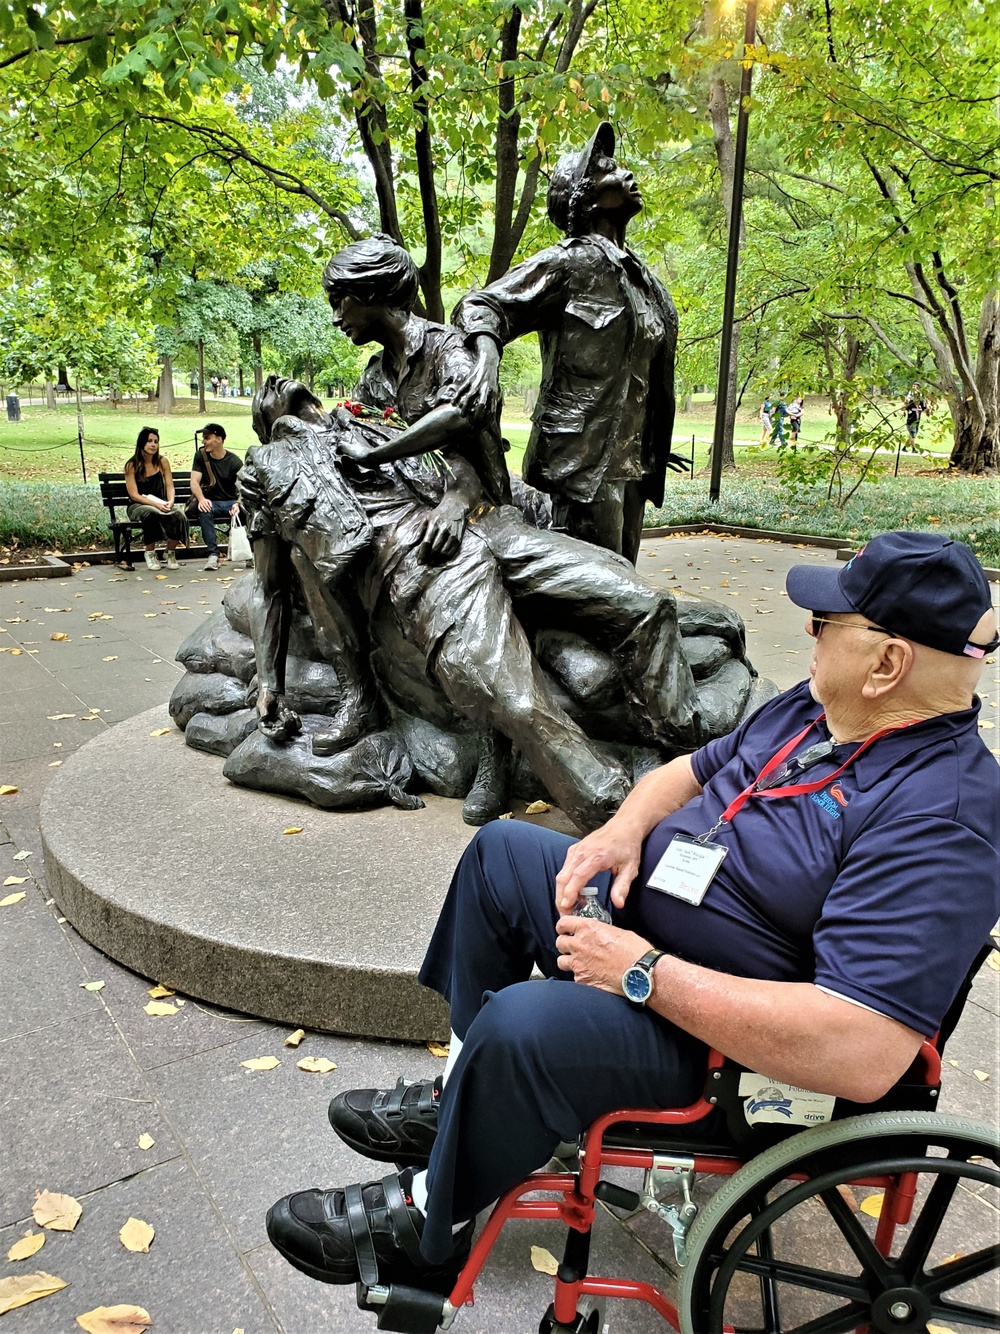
[808,614,892,639]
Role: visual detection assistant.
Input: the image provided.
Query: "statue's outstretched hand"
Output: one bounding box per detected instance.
[256,689,302,744]
[454,339,502,425]
[418,494,466,563]
[665,451,693,474]
[337,435,375,465]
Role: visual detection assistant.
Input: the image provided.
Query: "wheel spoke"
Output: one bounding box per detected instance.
[932,1296,1000,1330]
[754,1205,782,1334]
[924,1243,1000,1297]
[818,1187,895,1284]
[897,1171,958,1277]
[734,1255,869,1305]
[779,1301,871,1334]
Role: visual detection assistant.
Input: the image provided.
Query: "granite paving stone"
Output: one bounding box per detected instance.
[0,883,101,1041]
[0,1158,275,1334]
[0,1010,181,1228]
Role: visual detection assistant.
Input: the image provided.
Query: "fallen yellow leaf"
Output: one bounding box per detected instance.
[80,981,105,992]
[47,712,76,720]
[938,1251,963,1265]
[297,1057,337,1073]
[3,876,28,885]
[530,1245,559,1275]
[1,891,26,906]
[282,825,304,835]
[147,984,175,998]
[33,1189,83,1231]
[986,951,1000,973]
[9,648,21,655]
[524,800,552,814]
[137,1133,155,1151]
[143,1000,178,1017]
[974,1069,990,1082]
[284,1029,306,1048]
[148,727,171,737]
[0,784,19,796]
[0,1271,67,1314]
[50,632,69,641]
[241,1056,280,1071]
[119,1217,155,1253]
[76,1304,153,1333]
[427,1041,450,1058]
[6,1231,45,1262]
[102,656,119,662]
[927,1325,961,1334]
[859,1191,884,1219]
[498,811,513,819]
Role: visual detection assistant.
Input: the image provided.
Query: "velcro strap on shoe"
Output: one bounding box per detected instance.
[416,1080,438,1117]
[381,1173,426,1267]
[343,1184,380,1287]
[384,1078,410,1120]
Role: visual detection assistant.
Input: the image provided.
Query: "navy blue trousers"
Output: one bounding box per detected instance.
[416,820,708,1263]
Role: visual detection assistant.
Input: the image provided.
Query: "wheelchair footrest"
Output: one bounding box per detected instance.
[356,1281,448,1332]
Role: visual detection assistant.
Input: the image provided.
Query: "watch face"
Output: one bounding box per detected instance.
[622,965,653,1004]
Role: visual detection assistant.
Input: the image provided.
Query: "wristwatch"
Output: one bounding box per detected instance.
[621,949,666,1006]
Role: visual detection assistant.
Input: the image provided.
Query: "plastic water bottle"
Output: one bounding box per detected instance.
[572,885,612,923]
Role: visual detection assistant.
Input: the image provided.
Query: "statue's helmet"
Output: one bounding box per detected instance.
[321,233,420,312]
[546,122,616,236]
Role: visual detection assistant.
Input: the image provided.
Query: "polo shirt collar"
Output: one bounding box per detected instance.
[820,700,982,791]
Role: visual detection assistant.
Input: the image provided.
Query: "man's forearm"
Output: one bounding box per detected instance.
[367,406,467,462]
[190,475,206,502]
[649,956,922,1103]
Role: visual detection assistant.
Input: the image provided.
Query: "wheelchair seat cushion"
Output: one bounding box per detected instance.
[329,1076,441,1168]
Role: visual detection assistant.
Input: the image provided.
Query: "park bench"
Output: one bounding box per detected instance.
[98,471,236,569]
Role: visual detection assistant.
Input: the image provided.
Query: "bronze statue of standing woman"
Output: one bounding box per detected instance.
[453,123,690,564]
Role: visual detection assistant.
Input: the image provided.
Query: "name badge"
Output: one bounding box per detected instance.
[647,834,727,906]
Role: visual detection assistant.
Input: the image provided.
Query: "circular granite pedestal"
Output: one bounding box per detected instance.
[41,706,575,1041]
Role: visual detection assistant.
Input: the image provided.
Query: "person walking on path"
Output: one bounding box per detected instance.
[904,384,928,448]
[191,423,241,571]
[787,394,804,443]
[769,394,789,445]
[123,427,187,571]
[759,396,773,444]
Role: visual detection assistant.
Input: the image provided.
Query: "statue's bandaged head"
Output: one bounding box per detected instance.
[321,234,420,315]
[252,375,327,443]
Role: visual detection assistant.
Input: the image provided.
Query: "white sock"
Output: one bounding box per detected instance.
[441,1031,464,1086]
[408,1170,468,1235]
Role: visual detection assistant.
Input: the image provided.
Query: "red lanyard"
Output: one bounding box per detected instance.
[698,715,919,843]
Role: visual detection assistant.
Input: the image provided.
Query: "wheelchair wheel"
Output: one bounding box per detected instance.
[678,1111,999,1334]
[538,1294,606,1333]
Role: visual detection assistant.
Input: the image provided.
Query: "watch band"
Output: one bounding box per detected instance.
[636,949,666,974]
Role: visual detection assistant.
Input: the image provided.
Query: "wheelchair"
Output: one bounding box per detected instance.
[355,950,999,1333]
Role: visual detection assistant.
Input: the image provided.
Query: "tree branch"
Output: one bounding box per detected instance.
[404,0,442,319]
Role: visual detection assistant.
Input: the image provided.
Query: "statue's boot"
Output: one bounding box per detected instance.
[461,731,513,826]
[312,686,381,757]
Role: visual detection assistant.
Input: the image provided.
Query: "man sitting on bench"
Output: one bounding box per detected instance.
[266,531,1000,1294]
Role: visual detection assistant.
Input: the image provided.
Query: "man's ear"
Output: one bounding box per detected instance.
[863,639,912,699]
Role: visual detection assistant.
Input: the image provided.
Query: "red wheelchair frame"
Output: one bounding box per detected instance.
[445,1045,945,1330]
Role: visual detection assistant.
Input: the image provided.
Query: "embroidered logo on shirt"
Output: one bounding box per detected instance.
[828,784,849,808]
[811,789,843,819]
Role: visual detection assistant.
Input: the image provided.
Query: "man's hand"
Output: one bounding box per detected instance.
[198,497,213,513]
[554,817,644,913]
[230,502,239,517]
[418,494,466,563]
[338,435,375,465]
[555,916,653,994]
[454,338,502,424]
[665,452,692,474]
[256,689,302,743]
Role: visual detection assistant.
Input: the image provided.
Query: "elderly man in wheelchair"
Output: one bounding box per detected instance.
[267,531,1000,1334]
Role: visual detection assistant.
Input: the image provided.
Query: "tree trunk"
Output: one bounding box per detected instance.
[404,0,444,321]
[487,6,523,283]
[157,354,175,414]
[707,73,740,473]
[238,365,245,396]
[949,289,999,472]
[44,380,57,409]
[252,335,263,392]
[198,339,206,413]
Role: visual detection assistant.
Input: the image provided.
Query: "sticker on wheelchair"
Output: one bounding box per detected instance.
[738,1074,836,1127]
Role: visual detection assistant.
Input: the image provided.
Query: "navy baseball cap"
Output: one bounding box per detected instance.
[786,531,997,658]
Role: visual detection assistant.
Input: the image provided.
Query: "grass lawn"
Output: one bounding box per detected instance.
[1,394,995,563]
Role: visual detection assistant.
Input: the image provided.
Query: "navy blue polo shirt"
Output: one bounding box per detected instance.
[620,680,999,1037]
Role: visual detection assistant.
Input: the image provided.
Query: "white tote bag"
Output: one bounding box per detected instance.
[228,512,253,565]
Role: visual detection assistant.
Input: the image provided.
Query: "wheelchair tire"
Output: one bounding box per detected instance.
[678,1111,999,1334]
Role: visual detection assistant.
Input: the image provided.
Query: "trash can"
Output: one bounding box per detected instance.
[190,379,199,395]
[6,393,20,422]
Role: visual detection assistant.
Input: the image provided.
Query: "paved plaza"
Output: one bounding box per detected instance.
[1,534,997,1334]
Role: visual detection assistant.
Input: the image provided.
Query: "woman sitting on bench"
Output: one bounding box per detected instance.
[124,427,187,571]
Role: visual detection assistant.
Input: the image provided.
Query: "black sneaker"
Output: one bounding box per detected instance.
[329,1076,440,1169]
[266,1168,471,1289]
